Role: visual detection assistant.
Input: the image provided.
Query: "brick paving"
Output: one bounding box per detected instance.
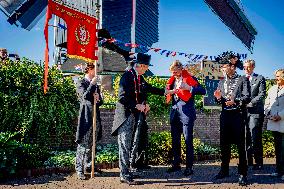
[1,158,283,189]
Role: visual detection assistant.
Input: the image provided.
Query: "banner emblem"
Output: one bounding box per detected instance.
[75,24,90,45]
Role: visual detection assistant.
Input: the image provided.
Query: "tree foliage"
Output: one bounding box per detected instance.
[0,59,79,146]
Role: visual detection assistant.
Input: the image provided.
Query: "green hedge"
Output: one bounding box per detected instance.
[148,131,219,165]
[0,132,50,179]
[0,59,79,146]
[43,144,119,168]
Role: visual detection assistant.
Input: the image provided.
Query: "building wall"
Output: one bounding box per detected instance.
[51,108,269,149]
[99,109,221,146]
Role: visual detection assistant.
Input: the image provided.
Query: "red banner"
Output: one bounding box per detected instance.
[44,0,98,93]
[48,0,98,62]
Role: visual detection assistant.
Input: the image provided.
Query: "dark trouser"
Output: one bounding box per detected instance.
[220,110,247,176]
[171,110,194,169]
[246,114,263,166]
[273,132,284,175]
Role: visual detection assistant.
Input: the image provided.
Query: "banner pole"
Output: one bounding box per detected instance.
[91,0,101,179]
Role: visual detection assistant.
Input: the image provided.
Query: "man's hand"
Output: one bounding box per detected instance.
[144,104,150,114]
[247,102,253,108]
[214,89,222,99]
[91,77,97,84]
[165,89,175,95]
[269,115,281,122]
[93,93,100,102]
[180,83,192,91]
[136,104,145,112]
[225,100,236,106]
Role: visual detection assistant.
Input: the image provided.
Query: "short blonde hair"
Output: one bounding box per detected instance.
[244,59,255,67]
[275,69,284,79]
[169,60,183,71]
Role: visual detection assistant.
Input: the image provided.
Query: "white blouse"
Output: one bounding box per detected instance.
[264,85,284,133]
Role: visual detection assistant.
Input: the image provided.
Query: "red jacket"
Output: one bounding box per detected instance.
[166,70,198,103]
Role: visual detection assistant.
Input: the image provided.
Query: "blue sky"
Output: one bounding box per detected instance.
[0,0,283,78]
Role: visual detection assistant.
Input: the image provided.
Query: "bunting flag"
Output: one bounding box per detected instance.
[44,0,98,93]
[54,23,249,62]
[98,37,248,62]
[48,23,67,29]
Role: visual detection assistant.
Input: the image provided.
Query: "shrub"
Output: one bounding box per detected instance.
[44,150,76,168]
[0,59,79,147]
[0,132,20,178]
[262,130,275,157]
[148,131,219,165]
[96,144,119,163]
[43,144,119,168]
[148,131,172,165]
[100,89,117,109]
[0,132,50,179]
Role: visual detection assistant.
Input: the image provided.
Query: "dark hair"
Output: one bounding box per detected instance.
[216,51,243,70]
[84,64,95,73]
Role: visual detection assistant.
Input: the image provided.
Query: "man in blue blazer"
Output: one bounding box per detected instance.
[166,60,206,176]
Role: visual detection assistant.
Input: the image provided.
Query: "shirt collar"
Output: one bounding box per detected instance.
[176,76,183,82]
[246,72,254,77]
[226,72,238,80]
[85,75,92,82]
[133,67,139,76]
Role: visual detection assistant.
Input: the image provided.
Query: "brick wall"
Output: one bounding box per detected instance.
[98,109,221,146]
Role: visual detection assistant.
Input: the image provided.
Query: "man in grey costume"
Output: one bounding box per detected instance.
[75,63,103,180]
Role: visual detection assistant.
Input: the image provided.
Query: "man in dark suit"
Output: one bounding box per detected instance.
[166,60,206,176]
[214,57,250,186]
[111,53,165,185]
[75,63,103,180]
[243,59,266,170]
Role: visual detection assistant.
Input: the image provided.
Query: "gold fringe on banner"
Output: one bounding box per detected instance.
[67,54,97,63]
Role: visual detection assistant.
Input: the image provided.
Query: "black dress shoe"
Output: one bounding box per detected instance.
[213,171,229,180]
[247,158,253,166]
[167,165,181,173]
[238,175,248,186]
[271,172,281,177]
[183,168,193,176]
[137,165,151,170]
[120,178,143,185]
[130,174,140,179]
[252,164,263,170]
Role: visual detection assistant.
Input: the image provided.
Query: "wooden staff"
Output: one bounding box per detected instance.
[91,0,101,178]
[91,77,97,178]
